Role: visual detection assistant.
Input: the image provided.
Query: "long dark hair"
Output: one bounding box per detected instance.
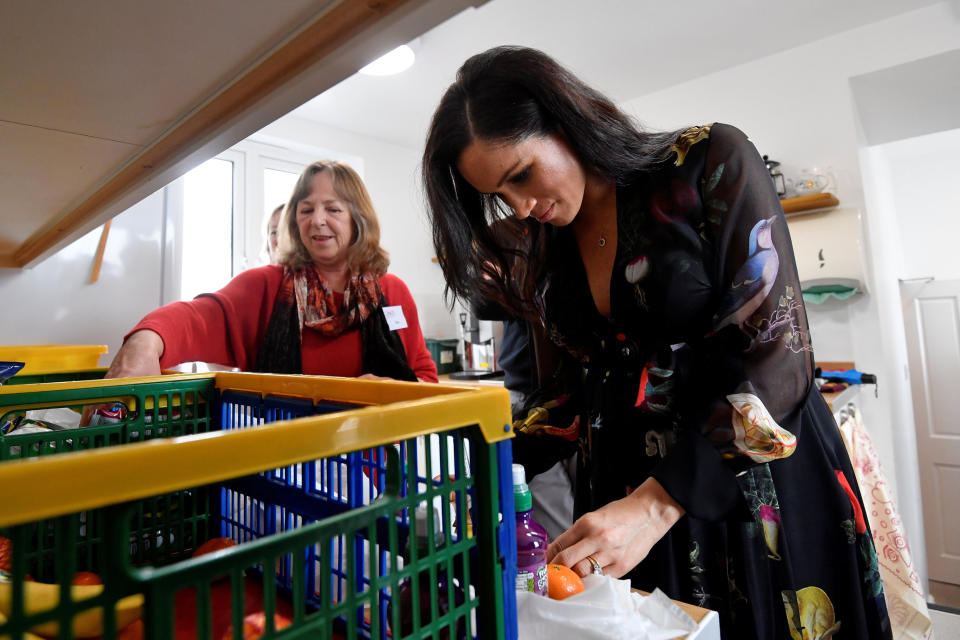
[423,45,681,319]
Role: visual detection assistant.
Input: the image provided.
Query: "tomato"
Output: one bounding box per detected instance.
[192,537,237,558]
[71,571,103,585]
[546,563,584,600]
[0,536,10,573]
[220,612,292,639]
[117,619,144,640]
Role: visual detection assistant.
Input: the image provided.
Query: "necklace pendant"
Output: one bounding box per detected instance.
[598,236,606,247]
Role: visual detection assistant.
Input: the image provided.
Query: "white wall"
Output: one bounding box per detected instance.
[880,127,960,281]
[253,115,458,341]
[619,2,960,591]
[0,191,166,364]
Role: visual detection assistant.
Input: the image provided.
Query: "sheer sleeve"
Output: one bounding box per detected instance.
[651,124,814,520]
[510,319,584,480]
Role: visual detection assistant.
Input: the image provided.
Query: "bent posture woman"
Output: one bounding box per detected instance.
[422,46,889,639]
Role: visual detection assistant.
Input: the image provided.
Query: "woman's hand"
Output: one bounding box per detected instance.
[546,477,684,579]
[80,330,164,426]
[104,330,164,379]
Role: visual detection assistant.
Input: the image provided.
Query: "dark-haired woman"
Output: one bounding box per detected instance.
[103,160,437,382]
[423,46,890,639]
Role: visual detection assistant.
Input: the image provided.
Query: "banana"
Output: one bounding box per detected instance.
[0,581,143,638]
[0,608,45,640]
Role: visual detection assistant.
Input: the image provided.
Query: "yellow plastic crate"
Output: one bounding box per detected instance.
[0,372,518,639]
[0,344,108,374]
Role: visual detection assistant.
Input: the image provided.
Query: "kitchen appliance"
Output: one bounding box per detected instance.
[450,310,503,380]
[762,155,787,198]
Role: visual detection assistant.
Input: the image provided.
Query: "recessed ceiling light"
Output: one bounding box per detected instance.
[359,40,418,76]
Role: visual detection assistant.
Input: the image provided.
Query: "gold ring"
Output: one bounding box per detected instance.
[586,554,603,576]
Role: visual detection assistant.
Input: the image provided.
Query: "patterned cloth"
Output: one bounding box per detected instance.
[288,266,382,337]
[518,123,892,638]
[255,264,417,380]
[839,408,932,639]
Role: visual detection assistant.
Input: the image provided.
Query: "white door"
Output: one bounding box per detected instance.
[902,278,960,585]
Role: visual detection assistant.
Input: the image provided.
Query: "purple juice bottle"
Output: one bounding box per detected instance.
[513,464,548,596]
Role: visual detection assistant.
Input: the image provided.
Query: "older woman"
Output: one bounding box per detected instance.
[105,160,437,382]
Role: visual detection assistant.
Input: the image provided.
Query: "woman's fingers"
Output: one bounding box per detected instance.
[545,538,566,563]
[79,331,163,427]
[572,553,606,579]
[543,478,686,580]
[549,539,609,579]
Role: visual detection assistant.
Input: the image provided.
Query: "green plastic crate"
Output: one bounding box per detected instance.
[0,373,214,460]
[0,372,516,640]
[4,368,108,387]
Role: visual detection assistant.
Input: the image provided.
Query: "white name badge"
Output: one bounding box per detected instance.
[383,305,407,331]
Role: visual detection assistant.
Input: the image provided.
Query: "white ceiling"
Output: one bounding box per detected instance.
[0,0,477,267]
[0,0,325,252]
[291,0,944,150]
[850,48,960,145]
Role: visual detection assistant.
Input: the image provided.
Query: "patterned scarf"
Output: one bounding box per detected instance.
[255,265,417,380]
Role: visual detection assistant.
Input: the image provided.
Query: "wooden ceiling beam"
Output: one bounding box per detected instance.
[10,0,421,268]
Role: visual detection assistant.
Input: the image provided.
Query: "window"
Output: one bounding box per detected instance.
[180,157,236,301]
[258,157,308,266]
[162,136,363,305]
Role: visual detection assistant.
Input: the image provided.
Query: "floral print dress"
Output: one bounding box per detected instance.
[530,123,891,639]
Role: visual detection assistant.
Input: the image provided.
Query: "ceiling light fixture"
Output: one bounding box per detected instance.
[358,39,419,76]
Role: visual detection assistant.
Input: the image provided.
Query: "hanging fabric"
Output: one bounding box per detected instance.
[838,405,932,640]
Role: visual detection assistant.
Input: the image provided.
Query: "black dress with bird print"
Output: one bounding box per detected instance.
[529,123,891,639]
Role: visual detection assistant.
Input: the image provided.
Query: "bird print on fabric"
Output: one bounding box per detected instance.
[713,216,779,331]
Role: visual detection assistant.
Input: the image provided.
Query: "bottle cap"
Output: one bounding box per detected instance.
[512,464,532,512]
[512,463,527,489]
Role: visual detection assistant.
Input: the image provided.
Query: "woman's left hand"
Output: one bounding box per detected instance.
[546,477,685,579]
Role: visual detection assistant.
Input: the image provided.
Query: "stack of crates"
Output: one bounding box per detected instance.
[0,372,518,639]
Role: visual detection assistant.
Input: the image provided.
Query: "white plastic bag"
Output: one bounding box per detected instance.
[517,575,698,640]
[25,407,82,429]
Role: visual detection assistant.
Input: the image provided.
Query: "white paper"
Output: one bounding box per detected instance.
[517,575,698,640]
[26,407,82,429]
[382,305,407,330]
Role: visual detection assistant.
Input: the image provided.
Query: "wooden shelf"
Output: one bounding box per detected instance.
[780,192,839,215]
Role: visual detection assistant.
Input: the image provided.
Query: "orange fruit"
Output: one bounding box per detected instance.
[72,571,102,585]
[117,619,145,640]
[0,536,10,573]
[546,563,584,600]
[192,537,236,558]
[220,612,292,639]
